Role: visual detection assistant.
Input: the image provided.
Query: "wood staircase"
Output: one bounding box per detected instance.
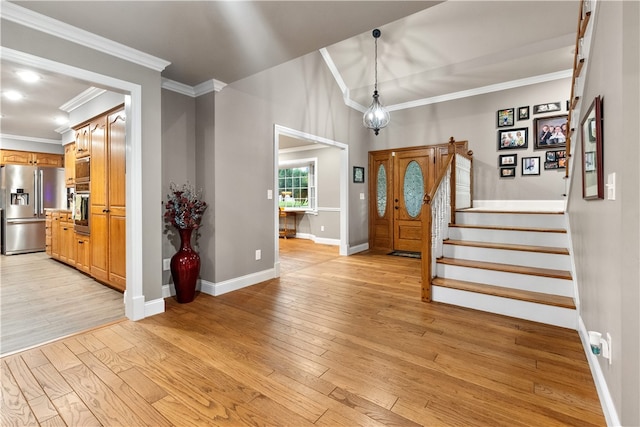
[431,209,577,329]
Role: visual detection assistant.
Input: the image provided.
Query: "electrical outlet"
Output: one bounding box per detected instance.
[255,249,261,260]
[321,226,325,232]
[163,258,170,271]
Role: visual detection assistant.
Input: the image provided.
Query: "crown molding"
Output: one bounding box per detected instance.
[59,87,107,112]
[321,48,573,113]
[0,133,61,145]
[161,78,227,97]
[1,2,170,72]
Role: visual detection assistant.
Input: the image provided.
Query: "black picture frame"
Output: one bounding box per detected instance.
[534,114,568,149]
[499,154,517,167]
[522,156,541,176]
[497,108,515,127]
[353,166,365,183]
[581,96,604,200]
[533,102,562,114]
[500,167,516,178]
[497,127,528,150]
[544,150,567,169]
[517,106,530,121]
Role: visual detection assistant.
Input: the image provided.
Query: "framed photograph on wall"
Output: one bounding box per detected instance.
[534,114,567,149]
[499,154,517,167]
[522,156,541,176]
[500,167,516,178]
[353,166,365,183]
[497,108,515,127]
[518,106,530,121]
[544,150,567,169]
[497,127,528,150]
[533,102,561,114]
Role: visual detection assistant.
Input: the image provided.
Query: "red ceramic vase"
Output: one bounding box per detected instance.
[170,227,201,303]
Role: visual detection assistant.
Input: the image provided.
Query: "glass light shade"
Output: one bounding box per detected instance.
[363,91,390,135]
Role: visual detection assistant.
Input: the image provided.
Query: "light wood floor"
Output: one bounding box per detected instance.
[0,252,125,356]
[1,239,605,426]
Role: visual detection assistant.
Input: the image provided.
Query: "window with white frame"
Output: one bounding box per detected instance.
[278,158,317,211]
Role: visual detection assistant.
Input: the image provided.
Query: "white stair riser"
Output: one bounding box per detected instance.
[443,244,571,271]
[456,212,566,228]
[449,227,568,247]
[436,263,573,297]
[432,286,577,329]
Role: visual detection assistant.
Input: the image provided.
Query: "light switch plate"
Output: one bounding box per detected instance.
[606,173,616,200]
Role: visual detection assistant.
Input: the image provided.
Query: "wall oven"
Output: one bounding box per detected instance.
[74,182,90,235]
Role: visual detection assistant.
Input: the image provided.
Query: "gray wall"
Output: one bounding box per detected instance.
[2,19,164,301]
[161,89,197,285]
[567,2,640,425]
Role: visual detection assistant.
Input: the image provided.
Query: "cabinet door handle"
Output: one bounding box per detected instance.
[63,227,68,231]
[78,241,84,244]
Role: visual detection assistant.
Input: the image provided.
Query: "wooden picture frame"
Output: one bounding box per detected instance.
[581,96,604,199]
[534,114,567,149]
[353,166,365,183]
[522,156,540,176]
[498,128,528,150]
[497,108,515,127]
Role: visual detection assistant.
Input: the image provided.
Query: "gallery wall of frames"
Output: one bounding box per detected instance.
[496,103,568,178]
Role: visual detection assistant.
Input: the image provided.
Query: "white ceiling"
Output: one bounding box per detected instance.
[0,1,579,143]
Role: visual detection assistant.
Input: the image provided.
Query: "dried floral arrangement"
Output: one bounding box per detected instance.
[164,182,208,229]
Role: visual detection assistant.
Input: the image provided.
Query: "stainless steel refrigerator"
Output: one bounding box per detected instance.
[1,165,66,255]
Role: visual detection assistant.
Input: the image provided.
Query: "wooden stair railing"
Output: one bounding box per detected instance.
[421,137,473,302]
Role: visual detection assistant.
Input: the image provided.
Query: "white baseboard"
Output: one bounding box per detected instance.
[161,267,276,299]
[144,297,165,317]
[348,242,369,255]
[578,316,621,426]
[472,200,565,211]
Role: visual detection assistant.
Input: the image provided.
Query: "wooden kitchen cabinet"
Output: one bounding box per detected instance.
[90,107,126,291]
[64,143,76,187]
[0,150,63,167]
[58,213,76,265]
[75,233,91,274]
[75,125,91,158]
[45,211,52,255]
[51,211,61,259]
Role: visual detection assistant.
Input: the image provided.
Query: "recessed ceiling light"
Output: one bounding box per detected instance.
[55,116,69,125]
[4,90,23,101]
[16,70,41,83]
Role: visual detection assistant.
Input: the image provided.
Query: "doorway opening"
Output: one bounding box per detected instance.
[273,125,348,277]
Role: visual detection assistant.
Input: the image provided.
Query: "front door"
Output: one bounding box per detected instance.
[393,149,433,252]
[368,148,434,252]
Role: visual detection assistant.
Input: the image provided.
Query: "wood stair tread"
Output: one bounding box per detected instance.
[444,239,569,255]
[436,257,572,280]
[456,209,564,215]
[449,223,566,233]
[432,277,576,309]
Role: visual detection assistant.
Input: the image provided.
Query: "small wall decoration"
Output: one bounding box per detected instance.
[544,150,567,169]
[534,114,567,149]
[499,154,517,167]
[498,128,528,150]
[497,108,515,127]
[581,96,604,199]
[353,166,365,183]
[500,167,516,178]
[518,106,530,121]
[522,156,541,176]
[533,102,562,114]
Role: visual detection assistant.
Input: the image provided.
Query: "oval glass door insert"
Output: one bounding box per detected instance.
[376,164,387,217]
[403,160,424,218]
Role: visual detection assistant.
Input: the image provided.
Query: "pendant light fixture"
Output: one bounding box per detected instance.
[363,28,390,136]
